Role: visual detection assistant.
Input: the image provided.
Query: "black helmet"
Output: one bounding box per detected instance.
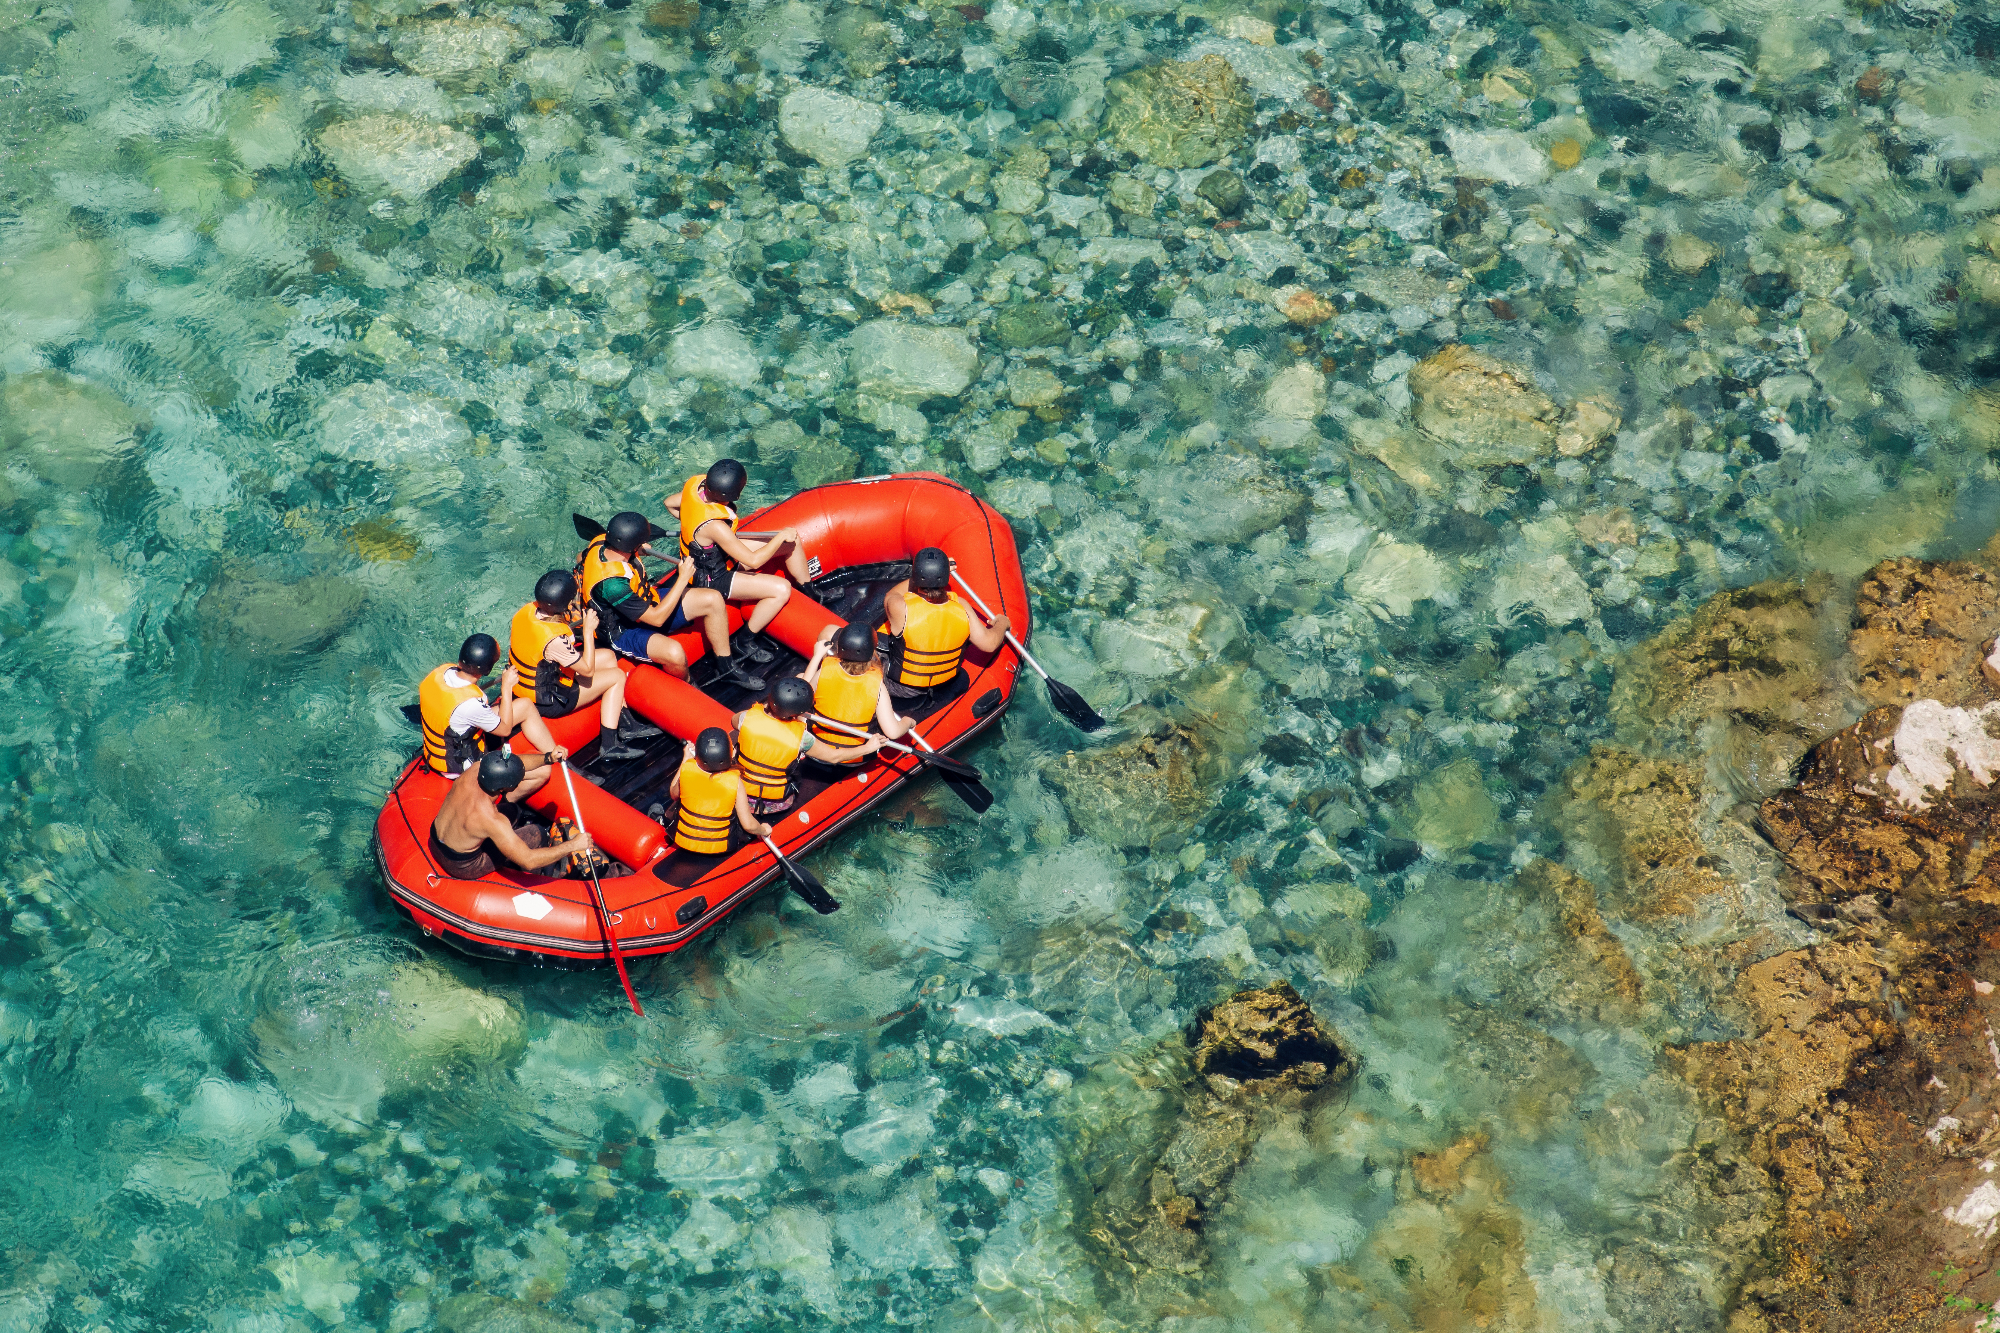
[459,633,499,675]
[704,458,747,505]
[605,511,651,555]
[770,676,813,718]
[535,569,577,611]
[694,726,733,770]
[477,750,525,794]
[911,546,951,592]
[834,623,875,664]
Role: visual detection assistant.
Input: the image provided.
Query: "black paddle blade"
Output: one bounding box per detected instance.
[572,512,606,541]
[938,770,996,814]
[912,749,982,781]
[782,859,841,914]
[1043,676,1105,732]
[398,703,423,730]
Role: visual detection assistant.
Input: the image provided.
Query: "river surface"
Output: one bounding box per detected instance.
[1,0,1996,1327]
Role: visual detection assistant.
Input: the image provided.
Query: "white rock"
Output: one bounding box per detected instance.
[1091,603,1221,677]
[267,1252,360,1325]
[951,997,1056,1036]
[993,175,1045,213]
[1264,362,1326,420]
[778,87,883,168]
[837,1189,960,1272]
[1946,1181,2000,1239]
[1879,699,2000,811]
[574,350,632,387]
[655,1117,780,1197]
[391,18,524,81]
[983,476,1053,520]
[1444,126,1549,188]
[1488,553,1593,626]
[747,1208,840,1316]
[315,381,471,464]
[669,323,760,388]
[1006,364,1066,408]
[670,1199,746,1272]
[1344,538,1455,618]
[848,320,980,397]
[841,1101,934,1167]
[317,115,477,197]
[791,1063,859,1108]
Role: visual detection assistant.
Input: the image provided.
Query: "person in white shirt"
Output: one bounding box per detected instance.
[416,634,567,796]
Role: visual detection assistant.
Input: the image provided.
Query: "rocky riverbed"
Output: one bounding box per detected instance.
[3,0,2000,1325]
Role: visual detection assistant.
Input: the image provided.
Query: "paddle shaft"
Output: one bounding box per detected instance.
[806,713,979,778]
[762,835,839,913]
[948,572,1048,683]
[559,761,644,1017]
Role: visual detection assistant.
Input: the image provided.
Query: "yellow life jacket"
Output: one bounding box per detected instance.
[888,592,973,689]
[579,535,658,607]
[508,603,577,701]
[675,757,741,855]
[677,474,737,576]
[811,661,881,747]
[418,664,489,775]
[737,703,807,801]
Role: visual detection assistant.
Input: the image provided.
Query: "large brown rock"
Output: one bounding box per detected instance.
[1407,344,1559,464]
[1554,748,1736,919]
[1188,980,1348,1087]
[1046,724,1226,849]
[1848,556,2000,709]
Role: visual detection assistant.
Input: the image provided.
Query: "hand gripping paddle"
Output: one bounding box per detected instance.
[807,714,994,813]
[949,572,1104,733]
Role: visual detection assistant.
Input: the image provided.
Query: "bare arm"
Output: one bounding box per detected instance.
[875,687,913,742]
[736,783,772,839]
[637,556,695,626]
[492,666,522,737]
[663,490,683,518]
[882,583,909,634]
[476,804,587,873]
[967,609,1010,653]
[706,519,797,573]
[801,638,830,686]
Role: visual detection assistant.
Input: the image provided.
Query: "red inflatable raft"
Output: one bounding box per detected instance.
[372,473,1026,963]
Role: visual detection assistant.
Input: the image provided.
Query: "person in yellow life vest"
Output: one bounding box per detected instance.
[732,677,817,816]
[667,727,771,856]
[880,546,1010,704]
[416,633,566,792]
[800,623,912,767]
[580,511,764,693]
[508,570,653,765]
[663,459,811,655]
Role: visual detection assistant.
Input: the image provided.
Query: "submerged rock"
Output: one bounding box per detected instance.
[1071,983,1350,1313]
[778,86,883,168]
[848,320,979,397]
[317,115,477,197]
[437,1296,585,1333]
[1104,54,1253,168]
[1046,724,1222,848]
[0,372,144,486]
[198,574,366,655]
[1848,557,2000,709]
[1408,343,1559,464]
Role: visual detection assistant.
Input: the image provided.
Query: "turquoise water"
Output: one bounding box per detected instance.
[2,0,1996,1325]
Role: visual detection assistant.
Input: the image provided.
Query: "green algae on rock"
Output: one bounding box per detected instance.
[1104,53,1254,168]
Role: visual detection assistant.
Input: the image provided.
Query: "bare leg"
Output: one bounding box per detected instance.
[683,587,732,657]
[573,649,629,728]
[727,571,792,634]
[645,633,689,678]
[520,710,559,755]
[782,541,813,583]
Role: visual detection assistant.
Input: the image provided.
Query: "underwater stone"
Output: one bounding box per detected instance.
[669,323,760,388]
[790,435,859,488]
[1005,365,1065,408]
[199,575,366,656]
[993,173,1045,214]
[1408,344,1560,464]
[655,1117,780,1197]
[437,1295,585,1333]
[670,1198,746,1272]
[1262,362,1326,421]
[0,372,143,486]
[778,86,884,168]
[1847,558,2000,710]
[986,212,1032,251]
[1195,168,1245,216]
[1344,538,1455,619]
[1046,725,1221,847]
[1104,54,1253,169]
[1189,982,1348,1085]
[315,380,472,463]
[848,320,979,397]
[1409,757,1501,852]
[390,18,523,83]
[317,115,477,198]
[994,301,1071,349]
[1106,173,1157,217]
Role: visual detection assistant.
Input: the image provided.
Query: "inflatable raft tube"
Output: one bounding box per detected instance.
[372,473,1027,964]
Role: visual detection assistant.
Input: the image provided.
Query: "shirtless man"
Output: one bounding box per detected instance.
[429,751,590,879]
[664,459,809,650]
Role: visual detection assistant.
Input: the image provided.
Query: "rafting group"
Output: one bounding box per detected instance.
[374,466,1091,974]
[423,459,1011,877]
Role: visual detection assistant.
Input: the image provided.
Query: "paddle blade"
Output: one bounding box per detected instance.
[915,749,983,781]
[938,770,996,814]
[1044,676,1105,732]
[398,703,423,730]
[784,861,841,914]
[573,512,606,541]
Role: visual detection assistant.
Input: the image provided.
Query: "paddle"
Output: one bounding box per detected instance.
[558,760,644,1016]
[762,835,840,914]
[399,703,422,730]
[949,573,1104,732]
[905,729,996,813]
[573,513,605,541]
[806,713,984,781]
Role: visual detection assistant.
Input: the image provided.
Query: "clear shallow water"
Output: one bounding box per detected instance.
[1,0,1996,1325]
